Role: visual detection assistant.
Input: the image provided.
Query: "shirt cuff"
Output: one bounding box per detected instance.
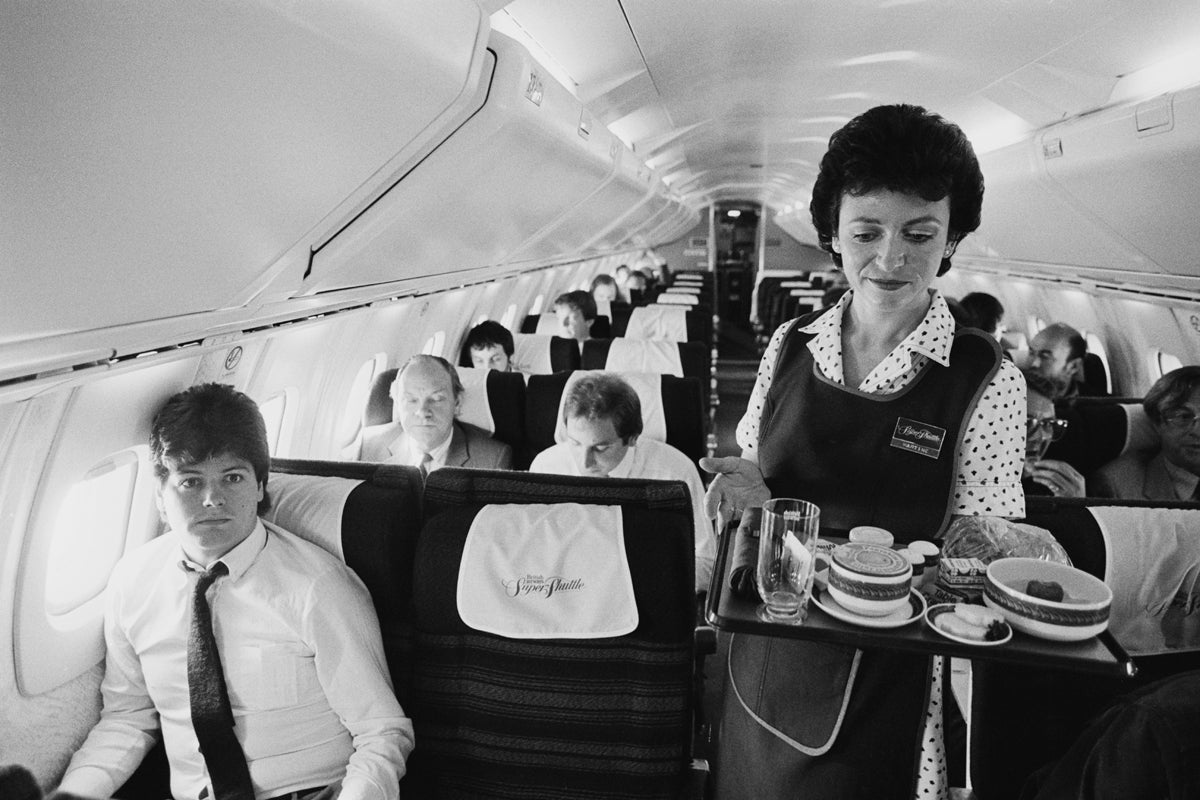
[58,766,117,800]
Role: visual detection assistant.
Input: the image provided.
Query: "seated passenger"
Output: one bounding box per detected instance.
[529,373,715,591]
[462,320,514,372]
[1022,368,1086,497]
[1092,366,1200,501]
[58,383,413,800]
[590,274,619,305]
[360,354,512,472]
[553,290,597,349]
[960,291,1005,341]
[1029,322,1105,399]
[624,271,649,305]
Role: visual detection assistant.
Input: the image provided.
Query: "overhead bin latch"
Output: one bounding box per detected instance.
[1135,95,1173,137]
[525,71,544,106]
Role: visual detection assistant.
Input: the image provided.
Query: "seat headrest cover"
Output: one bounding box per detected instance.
[1123,403,1159,454]
[606,338,684,377]
[554,370,666,444]
[512,333,556,375]
[264,472,357,561]
[453,366,496,433]
[1092,505,1200,656]
[456,503,638,639]
[534,313,559,335]
[655,293,698,306]
[625,305,688,342]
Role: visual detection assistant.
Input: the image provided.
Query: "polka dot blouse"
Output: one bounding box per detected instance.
[737,289,1026,519]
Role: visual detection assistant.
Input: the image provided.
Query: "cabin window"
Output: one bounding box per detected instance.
[337,354,387,448]
[1029,316,1046,341]
[530,294,545,316]
[500,304,518,331]
[1153,350,1183,379]
[44,449,143,615]
[258,389,294,455]
[475,313,489,325]
[422,331,446,357]
[1083,333,1113,394]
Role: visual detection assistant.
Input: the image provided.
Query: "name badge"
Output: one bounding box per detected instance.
[891,417,947,459]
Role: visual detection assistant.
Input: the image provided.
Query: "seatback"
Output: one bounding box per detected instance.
[581,338,710,382]
[363,366,526,458]
[266,459,424,709]
[524,371,707,465]
[523,311,612,339]
[1044,397,1152,478]
[406,468,697,799]
[511,332,583,374]
[970,496,1200,799]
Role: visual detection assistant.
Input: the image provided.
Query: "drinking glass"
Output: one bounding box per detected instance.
[755,498,821,623]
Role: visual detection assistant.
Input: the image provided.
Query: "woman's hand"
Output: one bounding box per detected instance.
[1027,458,1087,498]
[699,456,771,532]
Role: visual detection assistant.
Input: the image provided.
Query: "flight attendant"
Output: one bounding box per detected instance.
[703,104,1025,799]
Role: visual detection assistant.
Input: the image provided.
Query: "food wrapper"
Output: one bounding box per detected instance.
[941,516,1071,566]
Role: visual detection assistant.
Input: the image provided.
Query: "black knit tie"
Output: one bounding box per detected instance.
[188,561,255,800]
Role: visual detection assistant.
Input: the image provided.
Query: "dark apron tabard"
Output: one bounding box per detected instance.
[718,312,1000,799]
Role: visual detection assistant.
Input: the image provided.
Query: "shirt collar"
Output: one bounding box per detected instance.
[177,519,267,580]
[606,444,637,479]
[1162,456,1200,500]
[407,424,455,466]
[799,289,955,368]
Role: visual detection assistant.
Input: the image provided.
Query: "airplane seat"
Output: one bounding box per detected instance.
[524,371,707,466]
[523,311,612,339]
[361,367,525,460]
[1044,398,1144,478]
[625,305,689,342]
[970,496,1200,800]
[581,338,710,383]
[607,302,634,337]
[404,467,706,798]
[266,460,425,708]
[511,333,583,375]
[1081,352,1110,395]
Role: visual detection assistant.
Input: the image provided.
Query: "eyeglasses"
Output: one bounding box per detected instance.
[1026,416,1069,441]
[1161,410,1199,431]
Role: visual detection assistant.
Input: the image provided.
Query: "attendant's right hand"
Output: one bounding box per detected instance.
[699,456,771,534]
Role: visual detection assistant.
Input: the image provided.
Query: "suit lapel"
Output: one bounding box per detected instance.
[447,423,470,467]
[1144,454,1177,500]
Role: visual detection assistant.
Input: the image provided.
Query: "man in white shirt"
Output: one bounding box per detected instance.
[59,383,413,800]
[359,355,512,472]
[529,373,715,592]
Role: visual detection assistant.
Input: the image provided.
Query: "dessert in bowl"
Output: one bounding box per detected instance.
[827,543,912,617]
[982,557,1112,642]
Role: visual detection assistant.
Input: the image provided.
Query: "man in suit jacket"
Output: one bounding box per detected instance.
[1092,366,1200,501]
[359,355,512,471]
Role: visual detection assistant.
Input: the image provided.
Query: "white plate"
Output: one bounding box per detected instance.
[924,603,1013,646]
[812,586,926,629]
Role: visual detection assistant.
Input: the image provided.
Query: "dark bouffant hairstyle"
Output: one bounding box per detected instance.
[150,383,271,513]
[1143,366,1200,425]
[554,290,598,321]
[960,292,1005,334]
[809,104,984,276]
[462,320,514,359]
[563,373,643,441]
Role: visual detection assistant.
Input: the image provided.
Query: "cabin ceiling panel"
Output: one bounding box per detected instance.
[1,0,487,347]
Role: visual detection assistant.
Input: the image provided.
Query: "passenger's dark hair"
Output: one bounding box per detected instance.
[462,320,514,360]
[1040,323,1087,362]
[1143,366,1200,425]
[945,297,970,328]
[590,274,618,293]
[150,383,271,513]
[554,290,597,321]
[1019,367,1061,406]
[563,373,643,441]
[821,286,847,309]
[809,104,984,276]
[393,354,464,400]
[960,292,1005,334]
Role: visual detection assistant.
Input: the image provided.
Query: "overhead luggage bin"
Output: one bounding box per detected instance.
[2,1,489,353]
[307,31,693,292]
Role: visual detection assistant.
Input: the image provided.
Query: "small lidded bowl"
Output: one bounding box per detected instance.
[828,543,912,617]
[983,557,1112,642]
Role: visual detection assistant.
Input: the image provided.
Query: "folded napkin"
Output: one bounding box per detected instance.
[457,503,638,639]
[606,338,684,377]
[627,305,688,342]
